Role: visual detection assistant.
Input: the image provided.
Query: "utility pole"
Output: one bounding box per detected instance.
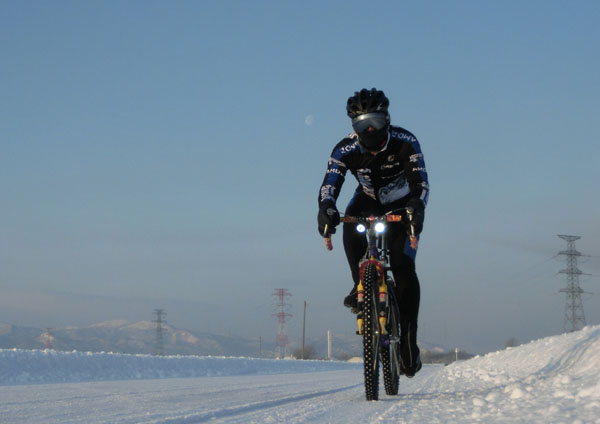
[153,309,167,356]
[273,289,292,358]
[301,301,307,359]
[557,235,589,333]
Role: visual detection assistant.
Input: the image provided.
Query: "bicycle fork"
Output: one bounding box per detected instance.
[356,262,388,336]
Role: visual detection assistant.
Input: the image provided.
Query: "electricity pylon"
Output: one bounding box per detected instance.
[557,235,588,333]
[153,309,167,356]
[273,289,292,358]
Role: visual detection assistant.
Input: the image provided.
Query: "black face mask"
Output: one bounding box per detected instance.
[358,126,389,151]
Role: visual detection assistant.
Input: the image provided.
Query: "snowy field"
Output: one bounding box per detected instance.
[1,325,599,423]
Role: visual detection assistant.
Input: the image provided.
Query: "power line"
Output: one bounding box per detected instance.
[507,254,559,282]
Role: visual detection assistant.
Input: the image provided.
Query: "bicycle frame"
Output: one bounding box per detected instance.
[342,215,402,334]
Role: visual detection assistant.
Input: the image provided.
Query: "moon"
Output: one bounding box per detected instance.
[304,115,314,126]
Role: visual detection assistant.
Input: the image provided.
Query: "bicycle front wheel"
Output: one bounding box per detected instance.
[362,263,380,401]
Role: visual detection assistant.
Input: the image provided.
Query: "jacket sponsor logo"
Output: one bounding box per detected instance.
[320,184,336,202]
[391,130,417,143]
[381,171,403,180]
[409,153,423,163]
[381,162,400,170]
[356,169,375,199]
[387,155,395,162]
[378,174,410,204]
[329,157,347,168]
[327,168,343,175]
[339,140,359,154]
[412,167,427,172]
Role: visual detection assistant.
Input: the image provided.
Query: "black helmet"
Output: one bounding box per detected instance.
[346,88,390,151]
[346,88,389,119]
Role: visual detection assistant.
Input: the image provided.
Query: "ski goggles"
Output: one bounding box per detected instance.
[351,112,389,133]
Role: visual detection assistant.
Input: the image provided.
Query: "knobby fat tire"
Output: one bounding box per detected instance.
[362,263,380,401]
[381,292,400,396]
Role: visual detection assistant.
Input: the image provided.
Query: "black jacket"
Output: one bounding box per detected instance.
[318,126,429,211]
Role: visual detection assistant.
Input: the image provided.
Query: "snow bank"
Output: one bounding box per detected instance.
[442,324,600,394]
[399,325,600,423]
[0,350,360,386]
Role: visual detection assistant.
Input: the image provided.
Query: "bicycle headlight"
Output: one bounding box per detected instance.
[374,222,386,233]
[356,224,366,233]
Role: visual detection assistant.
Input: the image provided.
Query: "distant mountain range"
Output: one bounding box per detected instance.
[0,321,465,361]
[0,321,263,357]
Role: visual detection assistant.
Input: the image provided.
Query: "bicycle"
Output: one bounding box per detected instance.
[324,209,418,401]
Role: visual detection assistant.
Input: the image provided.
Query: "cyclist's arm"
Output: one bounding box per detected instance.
[318,137,355,209]
[401,134,429,208]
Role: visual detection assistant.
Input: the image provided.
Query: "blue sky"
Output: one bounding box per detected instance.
[1,0,599,354]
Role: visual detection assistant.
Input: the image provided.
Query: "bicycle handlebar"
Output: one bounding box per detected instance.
[324,213,418,251]
[339,214,403,224]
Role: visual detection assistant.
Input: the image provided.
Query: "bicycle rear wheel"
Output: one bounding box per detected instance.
[380,283,400,395]
[362,263,380,401]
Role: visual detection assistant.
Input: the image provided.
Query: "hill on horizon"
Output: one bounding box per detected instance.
[0,320,263,357]
[0,319,460,360]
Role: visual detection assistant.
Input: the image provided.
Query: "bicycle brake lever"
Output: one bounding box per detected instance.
[405,207,418,250]
[324,224,333,250]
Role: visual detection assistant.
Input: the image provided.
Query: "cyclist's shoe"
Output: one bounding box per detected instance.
[399,322,421,378]
[343,287,358,312]
[399,346,422,378]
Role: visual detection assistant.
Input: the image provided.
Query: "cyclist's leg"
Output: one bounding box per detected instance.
[389,238,420,324]
[388,227,422,376]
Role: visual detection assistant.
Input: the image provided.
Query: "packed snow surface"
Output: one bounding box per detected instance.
[1,325,600,423]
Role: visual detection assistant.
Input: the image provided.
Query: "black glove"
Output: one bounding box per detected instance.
[317,203,340,237]
[405,198,425,235]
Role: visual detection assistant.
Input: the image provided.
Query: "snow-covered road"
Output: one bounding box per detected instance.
[2,326,600,423]
[2,370,368,423]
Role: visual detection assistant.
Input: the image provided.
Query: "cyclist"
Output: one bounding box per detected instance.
[317,88,429,377]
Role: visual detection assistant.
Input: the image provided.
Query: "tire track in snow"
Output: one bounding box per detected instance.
[155,383,363,424]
